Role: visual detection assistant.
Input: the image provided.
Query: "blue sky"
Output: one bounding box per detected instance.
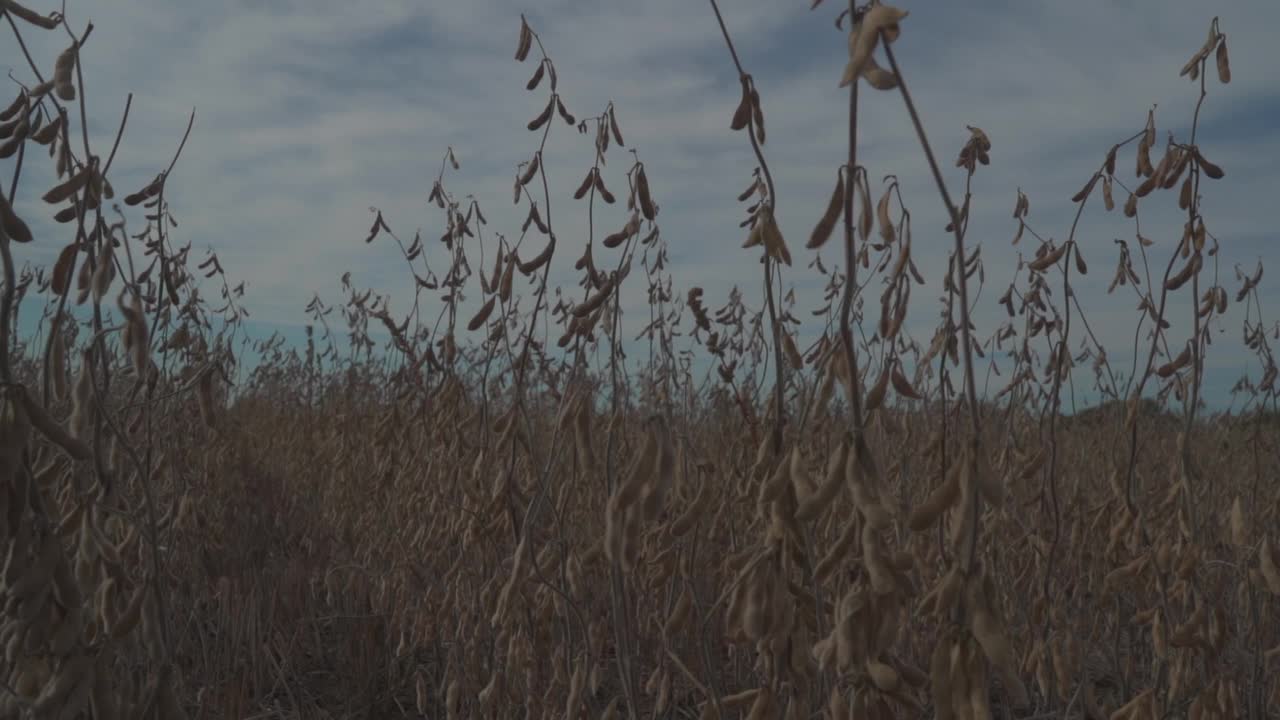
[5,0,1279,410]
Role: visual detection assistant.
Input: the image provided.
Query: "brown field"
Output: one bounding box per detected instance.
[1,2,1278,719]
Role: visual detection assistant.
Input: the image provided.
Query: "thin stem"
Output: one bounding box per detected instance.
[881,40,984,578]
[839,0,865,443]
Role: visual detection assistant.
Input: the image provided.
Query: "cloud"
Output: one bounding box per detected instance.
[4,0,1278,409]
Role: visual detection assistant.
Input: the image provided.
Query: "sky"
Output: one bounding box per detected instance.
[4,0,1279,412]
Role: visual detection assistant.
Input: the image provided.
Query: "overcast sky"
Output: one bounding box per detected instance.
[5,0,1278,410]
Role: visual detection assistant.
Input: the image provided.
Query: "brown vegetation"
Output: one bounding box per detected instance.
[1,2,1277,719]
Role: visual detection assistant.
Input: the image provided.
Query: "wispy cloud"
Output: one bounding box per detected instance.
[5,0,1278,407]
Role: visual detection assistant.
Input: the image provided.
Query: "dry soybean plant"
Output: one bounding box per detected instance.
[0,3,229,719]
[3,1,1279,719]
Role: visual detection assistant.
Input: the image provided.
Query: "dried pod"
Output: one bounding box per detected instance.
[468,296,496,331]
[43,160,93,203]
[519,153,540,186]
[781,330,803,370]
[846,5,909,85]
[1134,173,1158,199]
[1,0,61,29]
[527,95,554,132]
[573,168,594,200]
[637,167,656,221]
[890,361,921,399]
[1229,496,1248,546]
[47,325,68,404]
[1162,147,1192,189]
[514,17,533,61]
[1012,190,1029,219]
[602,229,627,249]
[761,211,792,266]
[0,94,23,123]
[1136,138,1154,177]
[0,192,33,243]
[877,183,895,244]
[838,60,858,88]
[865,364,890,412]
[556,96,575,126]
[91,249,116,301]
[730,85,751,131]
[1165,253,1201,291]
[1216,37,1231,83]
[53,41,78,101]
[853,174,872,243]
[1197,149,1225,179]
[808,171,845,249]
[517,236,554,274]
[750,88,765,145]
[867,659,900,692]
[499,256,515,301]
[118,291,150,376]
[861,56,899,90]
[525,61,545,90]
[1070,173,1099,203]
[594,171,616,204]
[796,441,848,521]
[909,469,960,532]
[969,608,1029,708]
[1179,29,1218,80]
[1124,191,1138,218]
[608,105,625,146]
[1027,241,1068,272]
[0,113,27,143]
[572,277,614,317]
[930,637,956,720]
